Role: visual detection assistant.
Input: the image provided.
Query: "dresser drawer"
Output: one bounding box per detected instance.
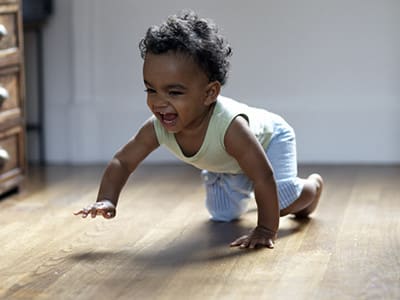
[0,1,24,195]
[0,125,23,180]
[0,2,20,67]
[0,66,21,125]
[0,5,17,51]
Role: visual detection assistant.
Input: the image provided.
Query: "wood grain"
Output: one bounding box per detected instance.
[0,0,25,195]
[0,164,399,299]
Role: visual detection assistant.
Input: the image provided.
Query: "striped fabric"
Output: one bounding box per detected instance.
[201,113,303,221]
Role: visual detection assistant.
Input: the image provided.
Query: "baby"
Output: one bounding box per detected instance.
[74,10,323,249]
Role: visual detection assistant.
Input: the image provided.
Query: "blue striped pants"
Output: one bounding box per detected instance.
[201,113,304,222]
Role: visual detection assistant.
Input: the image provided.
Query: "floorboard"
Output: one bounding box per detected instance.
[0,164,399,300]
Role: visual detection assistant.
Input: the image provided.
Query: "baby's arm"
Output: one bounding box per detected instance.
[224,116,279,249]
[74,118,159,218]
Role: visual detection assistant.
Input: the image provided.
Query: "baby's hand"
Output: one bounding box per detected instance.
[230,225,277,249]
[73,200,116,219]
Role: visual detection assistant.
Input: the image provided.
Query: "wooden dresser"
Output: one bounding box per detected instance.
[0,0,25,195]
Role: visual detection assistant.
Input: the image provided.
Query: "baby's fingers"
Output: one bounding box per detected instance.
[73,209,88,218]
[91,208,97,218]
[265,239,274,249]
[73,206,94,219]
[249,239,260,249]
[230,235,249,247]
[231,235,275,249]
[250,236,275,249]
[101,210,115,219]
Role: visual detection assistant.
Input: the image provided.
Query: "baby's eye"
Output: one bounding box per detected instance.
[144,88,156,94]
[169,91,183,96]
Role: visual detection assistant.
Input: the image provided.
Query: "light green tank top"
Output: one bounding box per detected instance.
[152,96,274,174]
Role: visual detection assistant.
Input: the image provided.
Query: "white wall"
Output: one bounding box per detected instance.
[39,0,400,164]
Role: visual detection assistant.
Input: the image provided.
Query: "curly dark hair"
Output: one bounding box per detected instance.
[139,10,232,85]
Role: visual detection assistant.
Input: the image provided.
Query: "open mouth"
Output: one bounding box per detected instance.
[158,112,178,126]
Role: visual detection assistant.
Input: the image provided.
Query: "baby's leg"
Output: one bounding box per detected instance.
[265,113,323,217]
[201,170,253,222]
[279,174,323,218]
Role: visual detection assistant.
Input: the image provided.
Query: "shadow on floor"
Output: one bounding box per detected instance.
[68,216,312,269]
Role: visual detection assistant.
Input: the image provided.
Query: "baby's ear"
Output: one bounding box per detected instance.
[204,81,221,105]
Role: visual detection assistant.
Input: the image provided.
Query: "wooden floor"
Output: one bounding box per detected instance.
[0,164,399,300]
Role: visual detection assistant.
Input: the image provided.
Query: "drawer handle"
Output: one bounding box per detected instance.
[0,24,8,40]
[0,86,9,106]
[0,148,9,166]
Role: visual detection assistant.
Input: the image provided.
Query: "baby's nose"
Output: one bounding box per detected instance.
[150,95,169,107]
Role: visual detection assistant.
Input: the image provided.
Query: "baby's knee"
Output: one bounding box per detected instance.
[202,170,252,222]
[206,194,250,222]
[276,178,304,209]
[208,205,244,222]
[207,205,244,222]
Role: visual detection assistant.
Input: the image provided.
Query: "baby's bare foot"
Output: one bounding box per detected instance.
[295,174,324,218]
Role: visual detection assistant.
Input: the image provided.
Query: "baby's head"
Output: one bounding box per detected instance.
[139,10,232,86]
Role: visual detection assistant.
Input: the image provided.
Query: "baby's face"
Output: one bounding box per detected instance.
[143,51,217,133]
